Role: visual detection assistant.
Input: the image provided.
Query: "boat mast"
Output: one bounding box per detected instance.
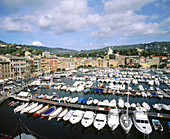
[126,79,130,122]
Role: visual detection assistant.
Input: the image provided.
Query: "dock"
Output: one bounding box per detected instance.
[31,98,170,119]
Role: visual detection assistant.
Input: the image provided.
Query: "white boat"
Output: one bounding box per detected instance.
[48,107,62,120]
[141,92,147,97]
[131,103,136,109]
[76,85,84,92]
[14,103,29,113]
[93,113,107,130]
[28,104,43,114]
[63,110,74,121]
[33,87,38,91]
[118,97,124,108]
[108,108,119,131]
[69,86,77,92]
[69,110,84,124]
[153,104,161,111]
[81,111,95,128]
[20,102,38,114]
[125,102,131,108]
[57,108,68,121]
[66,97,72,103]
[132,79,138,85]
[108,99,116,108]
[86,97,93,105]
[157,91,163,98]
[93,99,99,105]
[85,81,93,88]
[132,107,152,135]
[33,105,49,117]
[142,102,150,111]
[70,97,79,103]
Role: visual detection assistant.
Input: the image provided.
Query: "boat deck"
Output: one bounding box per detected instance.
[31,98,170,119]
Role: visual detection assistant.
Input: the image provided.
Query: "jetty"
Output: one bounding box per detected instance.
[31,98,170,119]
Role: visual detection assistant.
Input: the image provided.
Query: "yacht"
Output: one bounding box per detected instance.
[81,111,95,128]
[93,113,107,130]
[118,97,124,108]
[108,108,119,131]
[63,110,74,121]
[132,107,152,134]
[69,110,84,124]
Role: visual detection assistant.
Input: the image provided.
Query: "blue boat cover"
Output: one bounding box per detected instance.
[43,107,55,115]
[77,97,84,103]
[168,122,170,128]
[99,89,103,93]
[94,88,99,93]
[82,98,88,103]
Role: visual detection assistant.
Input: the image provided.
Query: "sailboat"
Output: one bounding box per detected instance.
[120,80,132,134]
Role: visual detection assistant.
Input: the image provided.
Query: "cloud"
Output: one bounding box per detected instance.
[31,41,45,46]
[104,0,156,13]
[0,16,32,32]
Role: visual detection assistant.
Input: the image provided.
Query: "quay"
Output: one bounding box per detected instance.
[31,98,170,119]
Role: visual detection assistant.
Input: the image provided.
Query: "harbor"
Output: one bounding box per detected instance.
[0,68,170,139]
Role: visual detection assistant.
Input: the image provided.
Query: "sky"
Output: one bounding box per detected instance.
[0,0,169,50]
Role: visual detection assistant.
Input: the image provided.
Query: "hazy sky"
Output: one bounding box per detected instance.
[0,0,169,50]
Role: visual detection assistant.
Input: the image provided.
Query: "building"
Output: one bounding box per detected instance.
[49,57,58,73]
[33,56,41,76]
[0,59,11,79]
[0,55,26,80]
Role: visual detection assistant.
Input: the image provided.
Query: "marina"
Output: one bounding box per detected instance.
[0,68,170,139]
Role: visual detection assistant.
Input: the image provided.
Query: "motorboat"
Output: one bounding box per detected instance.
[70,97,79,103]
[108,99,116,108]
[93,99,99,105]
[63,110,74,121]
[132,107,152,134]
[152,119,163,131]
[120,113,132,134]
[153,104,161,111]
[131,103,136,109]
[20,102,38,114]
[132,79,138,85]
[57,108,68,121]
[48,107,62,120]
[28,104,43,114]
[69,110,84,124]
[86,97,93,105]
[118,97,124,108]
[32,105,49,117]
[142,102,150,111]
[41,106,56,118]
[69,86,77,92]
[14,102,29,113]
[93,113,107,130]
[108,108,119,131]
[141,92,147,97]
[81,111,95,128]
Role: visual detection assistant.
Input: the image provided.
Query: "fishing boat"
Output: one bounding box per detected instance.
[33,105,49,117]
[81,111,95,128]
[152,119,163,131]
[93,113,107,130]
[28,104,43,114]
[132,107,152,135]
[69,110,84,124]
[20,102,38,114]
[48,107,62,120]
[57,108,68,121]
[63,110,74,121]
[14,102,29,113]
[41,106,56,118]
[108,108,119,131]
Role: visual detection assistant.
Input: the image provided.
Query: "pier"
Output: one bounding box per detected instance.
[31,98,170,119]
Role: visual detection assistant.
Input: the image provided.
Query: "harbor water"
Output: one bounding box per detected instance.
[0,75,170,139]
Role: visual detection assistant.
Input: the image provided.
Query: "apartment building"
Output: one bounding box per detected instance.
[0,59,11,79]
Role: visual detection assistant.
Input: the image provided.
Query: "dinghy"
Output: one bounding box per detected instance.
[57,108,68,121]
[63,110,74,121]
[48,107,62,120]
[41,106,56,118]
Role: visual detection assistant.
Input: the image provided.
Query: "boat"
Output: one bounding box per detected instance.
[20,102,38,114]
[125,102,131,109]
[77,97,84,103]
[142,102,151,111]
[69,110,84,124]
[8,101,14,106]
[120,82,132,134]
[14,102,29,113]
[86,97,93,105]
[33,105,49,117]
[93,99,99,105]
[57,108,68,121]
[48,107,62,120]
[108,108,119,131]
[70,97,78,103]
[82,98,88,104]
[131,103,136,109]
[118,97,124,108]
[153,104,161,111]
[93,113,107,130]
[132,107,152,134]
[28,104,43,114]
[108,99,116,108]
[33,87,38,91]
[41,106,56,118]
[152,119,163,131]
[81,111,95,128]
[63,110,74,121]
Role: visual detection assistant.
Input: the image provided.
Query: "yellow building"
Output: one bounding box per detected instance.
[0,59,11,79]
